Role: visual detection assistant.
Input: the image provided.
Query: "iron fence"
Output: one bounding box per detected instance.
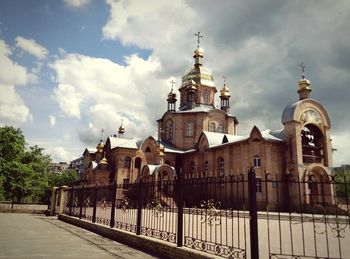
[63,168,350,259]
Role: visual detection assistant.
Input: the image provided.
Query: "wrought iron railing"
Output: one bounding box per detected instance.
[62,169,350,259]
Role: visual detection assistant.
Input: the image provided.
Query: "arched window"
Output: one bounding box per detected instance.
[203,90,209,103]
[209,122,215,132]
[123,157,131,168]
[163,126,168,140]
[135,157,142,170]
[186,121,194,136]
[217,123,223,133]
[168,124,173,140]
[145,147,151,152]
[301,124,324,164]
[253,155,261,168]
[217,157,224,176]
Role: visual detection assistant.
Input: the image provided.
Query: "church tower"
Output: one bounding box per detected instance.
[282,63,333,183]
[157,32,238,150]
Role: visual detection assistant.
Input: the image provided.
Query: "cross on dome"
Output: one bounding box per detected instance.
[170,79,175,91]
[299,61,306,79]
[195,31,203,49]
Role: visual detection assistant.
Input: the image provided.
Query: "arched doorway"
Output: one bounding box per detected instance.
[304,166,333,205]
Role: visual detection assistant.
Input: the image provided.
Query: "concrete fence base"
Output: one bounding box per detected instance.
[0,203,48,214]
[58,214,215,259]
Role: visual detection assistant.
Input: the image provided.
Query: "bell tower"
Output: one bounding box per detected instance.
[282,63,332,177]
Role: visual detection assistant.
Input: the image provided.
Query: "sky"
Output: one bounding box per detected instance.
[0,0,349,167]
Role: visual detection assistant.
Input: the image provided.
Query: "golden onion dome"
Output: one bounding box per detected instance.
[100,156,108,164]
[118,124,125,135]
[298,78,311,91]
[220,83,230,97]
[156,143,165,156]
[193,47,204,57]
[167,89,177,101]
[96,140,104,152]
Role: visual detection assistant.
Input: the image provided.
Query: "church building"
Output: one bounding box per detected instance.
[81,37,334,208]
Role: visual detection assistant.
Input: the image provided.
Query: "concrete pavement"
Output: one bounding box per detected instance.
[0,213,158,259]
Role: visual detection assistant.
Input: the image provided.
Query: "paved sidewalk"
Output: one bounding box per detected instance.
[0,213,158,258]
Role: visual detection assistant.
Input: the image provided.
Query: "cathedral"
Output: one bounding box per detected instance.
[81,38,334,208]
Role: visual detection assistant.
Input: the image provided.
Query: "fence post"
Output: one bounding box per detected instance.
[177,170,184,247]
[136,180,143,235]
[110,182,117,228]
[92,184,98,223]
[69,185,74,216]
[79,185,84,219]
[248,166,259,259]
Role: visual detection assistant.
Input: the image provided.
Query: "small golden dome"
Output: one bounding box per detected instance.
[156,143,165,156]
[118,124,125,135]
[167,91,177,102]
[100,157,108,164]
[96,140,104,152]
[193,48,204,57]
[298,78,311,91]
[220,84,230,97]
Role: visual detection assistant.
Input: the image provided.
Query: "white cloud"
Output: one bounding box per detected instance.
[49,146,72,162]
[15,36,48,60]
[50,52,162,139]
[53,83,82,119]
[0,40,32,124]
[49,115,56,127]
[0,40,28,85]
[63,0,91,8]
[0,84,33,124]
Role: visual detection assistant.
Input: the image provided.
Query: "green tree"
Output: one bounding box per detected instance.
[47,169,79,188]
[334,166,350,199]
[0,126,52,203]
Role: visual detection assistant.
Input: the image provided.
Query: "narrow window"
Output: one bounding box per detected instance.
[168,125,173,140]
[123,178,130,189]
[190,161,195,177]
[253,155,261,168]
[209,122,215,132]
[123,157,131,168]
[186,121,194,136]
[218,157,224,176]
[203,160,208,177]
[204,90,209,103]
[256,178,262,192]
[217,123,223,133]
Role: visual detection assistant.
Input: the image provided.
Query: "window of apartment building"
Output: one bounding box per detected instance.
[186,121,194,136]
[253,155,261,168]
[123,156,131,168]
